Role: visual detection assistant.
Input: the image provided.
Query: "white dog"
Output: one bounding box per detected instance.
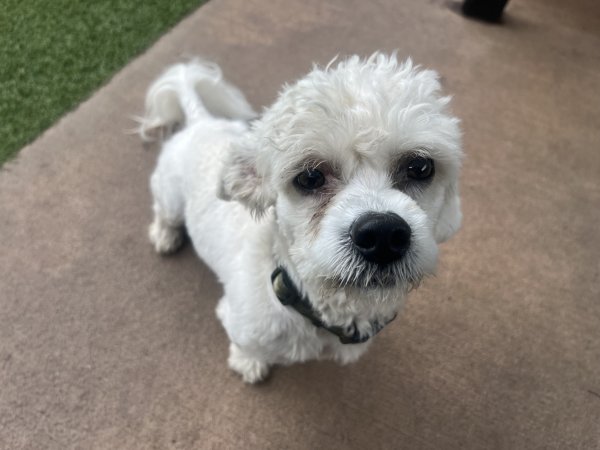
[139,53,462,383]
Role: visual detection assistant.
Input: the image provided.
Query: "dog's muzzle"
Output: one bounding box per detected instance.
[350,212,411,265]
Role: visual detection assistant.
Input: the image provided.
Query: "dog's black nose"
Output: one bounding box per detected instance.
[350,212,411,265]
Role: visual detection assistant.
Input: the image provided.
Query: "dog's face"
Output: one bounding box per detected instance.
[221,54,462,309]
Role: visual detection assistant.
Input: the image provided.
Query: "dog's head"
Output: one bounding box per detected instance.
[220,53,462,312]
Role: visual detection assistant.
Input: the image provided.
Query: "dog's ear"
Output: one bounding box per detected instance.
[433,182,462,243]
[218,137,275,217]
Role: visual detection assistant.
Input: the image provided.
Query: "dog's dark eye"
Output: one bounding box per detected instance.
[406,156,435,180]
[294,169,325,192]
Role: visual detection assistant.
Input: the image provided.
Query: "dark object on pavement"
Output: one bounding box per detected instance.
[462,0,509,22]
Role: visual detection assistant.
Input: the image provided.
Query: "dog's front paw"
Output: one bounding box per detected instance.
[148,217,183,254]
[228,343,269,384]
[331,340,371,365]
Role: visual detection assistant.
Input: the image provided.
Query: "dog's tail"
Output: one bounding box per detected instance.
[137,59,257,140]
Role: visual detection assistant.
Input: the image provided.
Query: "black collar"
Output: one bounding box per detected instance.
[271,267,396,344]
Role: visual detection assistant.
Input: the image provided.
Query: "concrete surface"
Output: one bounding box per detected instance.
[1,0,599,448]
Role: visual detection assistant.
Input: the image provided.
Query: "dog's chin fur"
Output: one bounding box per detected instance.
[313,256,424,292]
[327,246,429,290]
[139,53,463,383]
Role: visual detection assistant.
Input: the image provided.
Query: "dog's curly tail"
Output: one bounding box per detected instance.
[137,59,257,141]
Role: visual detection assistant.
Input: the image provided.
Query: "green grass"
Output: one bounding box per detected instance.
[0,0,206,165]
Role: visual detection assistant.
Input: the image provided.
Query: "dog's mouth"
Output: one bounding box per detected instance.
[327,260,423,291]
[353,267,398,289]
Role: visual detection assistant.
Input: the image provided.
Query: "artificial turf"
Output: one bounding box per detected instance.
[0,0,206,165]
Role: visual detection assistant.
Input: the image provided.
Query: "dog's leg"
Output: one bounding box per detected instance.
[228,343,269,384]
[149,211,184,254]
[148,169,185,254]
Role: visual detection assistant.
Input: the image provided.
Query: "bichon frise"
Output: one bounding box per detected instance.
[138,53,462,383]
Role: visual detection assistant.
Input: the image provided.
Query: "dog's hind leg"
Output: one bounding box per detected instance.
[148,168,185,254]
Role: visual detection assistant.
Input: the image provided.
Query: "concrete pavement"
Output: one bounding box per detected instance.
[1,0,599,448]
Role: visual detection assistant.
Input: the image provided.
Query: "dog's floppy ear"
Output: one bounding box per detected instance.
[218,136,275,217]
[433,182,462,243]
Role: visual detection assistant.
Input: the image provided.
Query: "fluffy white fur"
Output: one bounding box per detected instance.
[139,54,462,383]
